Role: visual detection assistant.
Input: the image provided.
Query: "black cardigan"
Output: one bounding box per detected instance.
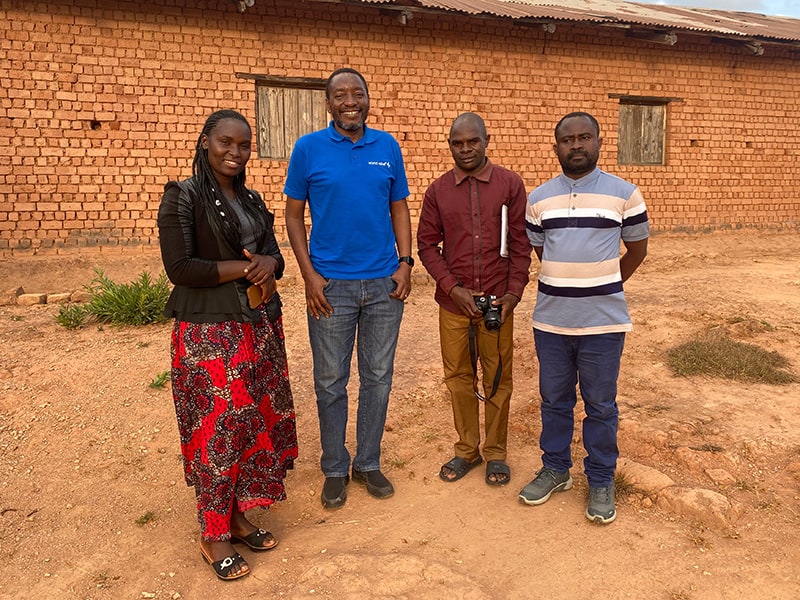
[157,178,285,323]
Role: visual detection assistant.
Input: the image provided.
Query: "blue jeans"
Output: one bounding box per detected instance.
[308,277,404,477]
[534,329,625,488]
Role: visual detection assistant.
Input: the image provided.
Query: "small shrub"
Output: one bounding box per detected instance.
[56,304,88,329]
[85,269,170,326]
[613,471,635,498]
[667,335,796,384]
[148,370,170,389]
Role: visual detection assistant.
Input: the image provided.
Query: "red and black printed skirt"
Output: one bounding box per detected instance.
[169,307,298,541]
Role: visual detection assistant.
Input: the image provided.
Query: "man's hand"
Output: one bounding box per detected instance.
[390,263,412,301]
[494,293,520,325]
[449,285,483,318]
[303,270,333,319]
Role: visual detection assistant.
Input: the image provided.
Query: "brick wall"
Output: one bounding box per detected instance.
[2,0,799,255]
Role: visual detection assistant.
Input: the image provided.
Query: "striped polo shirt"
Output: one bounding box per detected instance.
[525,167,649,335]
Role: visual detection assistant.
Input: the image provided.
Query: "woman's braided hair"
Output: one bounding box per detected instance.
[191,109,268,254]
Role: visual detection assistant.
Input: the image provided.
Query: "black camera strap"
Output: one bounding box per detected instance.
[468,322,503,402]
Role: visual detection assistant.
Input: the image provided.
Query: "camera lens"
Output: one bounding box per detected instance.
[484,310,501,331]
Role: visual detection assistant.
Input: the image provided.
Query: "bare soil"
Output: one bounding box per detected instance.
[1,229,799,599]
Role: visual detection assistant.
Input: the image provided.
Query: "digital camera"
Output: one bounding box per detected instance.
[473,295,502,331]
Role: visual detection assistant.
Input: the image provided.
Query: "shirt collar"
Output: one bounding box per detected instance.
[453,158,494,186]
[326,121,375,146]
[559,167,601,187]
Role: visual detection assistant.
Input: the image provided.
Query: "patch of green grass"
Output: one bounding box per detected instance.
[667,335,796,384]
[56,304,88,329]
[85,269,170,326]
[135,511,155,526]
[148,371,170,389]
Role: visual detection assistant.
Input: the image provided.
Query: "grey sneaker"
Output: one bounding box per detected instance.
[586,484,616,524]
[518,468,573,505]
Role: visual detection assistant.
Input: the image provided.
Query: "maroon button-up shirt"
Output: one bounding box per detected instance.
[417,159,532,315]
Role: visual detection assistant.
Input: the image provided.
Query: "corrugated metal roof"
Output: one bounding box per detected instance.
[355,0,800,44]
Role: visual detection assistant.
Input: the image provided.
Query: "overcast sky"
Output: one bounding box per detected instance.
[634,0,800,18]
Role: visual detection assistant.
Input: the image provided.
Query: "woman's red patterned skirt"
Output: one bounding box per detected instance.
[169,308,298,541]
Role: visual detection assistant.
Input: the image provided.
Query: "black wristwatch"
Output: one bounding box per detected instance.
[398,255,415,267]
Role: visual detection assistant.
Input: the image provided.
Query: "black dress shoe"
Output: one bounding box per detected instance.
[321,475,349,509]
[352,469,394,499]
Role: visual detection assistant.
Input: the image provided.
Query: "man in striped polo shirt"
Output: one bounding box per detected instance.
[519,112,649,524]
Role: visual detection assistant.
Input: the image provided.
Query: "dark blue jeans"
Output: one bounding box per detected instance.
[307,277,404,477]
[534,329,625,488]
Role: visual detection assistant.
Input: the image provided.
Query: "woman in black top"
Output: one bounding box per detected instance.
[158,109,297,581]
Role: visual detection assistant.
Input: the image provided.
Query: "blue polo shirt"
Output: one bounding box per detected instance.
[284,122,410,279]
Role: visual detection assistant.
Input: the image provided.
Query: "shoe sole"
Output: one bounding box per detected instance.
[321,492,347,509]
[518,477,573,506]
[352,471,394,499]
[585,508,616,524]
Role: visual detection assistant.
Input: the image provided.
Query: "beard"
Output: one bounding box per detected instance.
[334,117,364,132]
[560,151,597,177]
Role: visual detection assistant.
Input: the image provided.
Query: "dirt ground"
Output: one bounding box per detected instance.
[1,229,799,600]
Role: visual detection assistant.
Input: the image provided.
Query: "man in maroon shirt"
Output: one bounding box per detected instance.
[417,112,532,486]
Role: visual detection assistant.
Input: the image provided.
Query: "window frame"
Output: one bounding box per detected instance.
[610,94,681,166]
[237,74,328,160]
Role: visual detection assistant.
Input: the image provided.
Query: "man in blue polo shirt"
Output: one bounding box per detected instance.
[284,67,413,509]
[520,112,648,524]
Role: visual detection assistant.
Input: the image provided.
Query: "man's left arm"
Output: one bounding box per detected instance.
[496,175,533,322]
[620,186,649,283]
[620,238,648,283]
[390,198,412,299]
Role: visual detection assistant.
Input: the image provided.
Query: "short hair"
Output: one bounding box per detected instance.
[554,112,601,139]
[450,112,487,139]
[325,67,369,99]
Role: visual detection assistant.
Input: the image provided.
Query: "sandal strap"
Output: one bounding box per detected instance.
[243,528,273,547]
[213,553,245,578]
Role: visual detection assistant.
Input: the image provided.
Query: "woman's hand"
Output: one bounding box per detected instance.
[242,249,278,286]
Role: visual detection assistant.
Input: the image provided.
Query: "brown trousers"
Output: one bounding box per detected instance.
[439,306,514,462]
